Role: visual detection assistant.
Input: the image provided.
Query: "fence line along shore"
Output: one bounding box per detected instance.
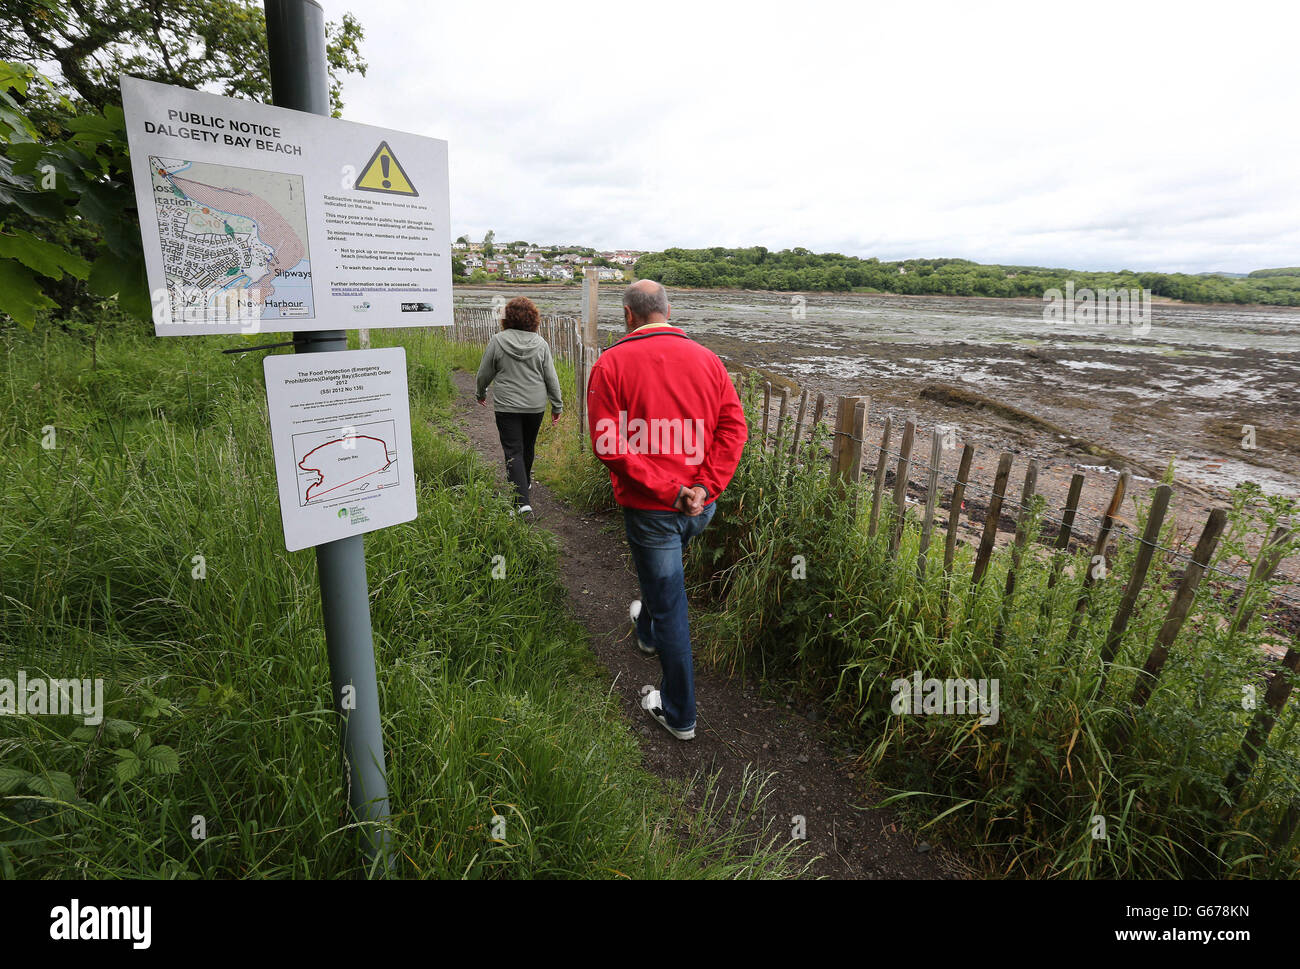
[424,305,1300,869]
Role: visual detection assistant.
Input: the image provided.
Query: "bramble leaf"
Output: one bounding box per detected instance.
[0,258,57,327]
[0,229,90,280]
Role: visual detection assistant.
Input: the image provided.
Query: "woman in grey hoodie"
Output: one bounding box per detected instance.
[475,296,563,513]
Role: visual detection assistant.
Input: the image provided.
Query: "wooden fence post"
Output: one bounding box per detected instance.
[582,267,599,348]
[586,345,597,445]
[1221,645,1299,815]
[802,392,825,468]
[940,443,975,614]
[1064,471,1131,646]
[845,399,867,516]
[993,460,1039,648]
[867,416,892,537]
[762,382,773,448]
[843,397,868,478]
[788,391,823,481]
[1045,472,1087,597]
[971,452,1013,585]
[772,388,791,473]
[1269,798,1300,865]
[1127,508,1228,713]
[788,388,809,462]
[1099,484,1174,676]
[917,429,943,577]
[829,394,846,474]
[575,341,588,448]
[847,399,867,484]
[889,419,916,553]
[942,443,975,579]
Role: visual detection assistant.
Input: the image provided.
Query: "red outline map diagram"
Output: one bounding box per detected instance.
[292,421,399,505]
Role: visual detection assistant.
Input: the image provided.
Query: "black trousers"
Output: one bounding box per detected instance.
[494,411,544,506]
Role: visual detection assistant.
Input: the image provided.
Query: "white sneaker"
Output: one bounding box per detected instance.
[629,600,656,656]
[639,686,694,740]
[519,504,532,514]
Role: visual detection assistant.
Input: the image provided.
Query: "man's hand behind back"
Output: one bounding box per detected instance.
[674,485,708,517]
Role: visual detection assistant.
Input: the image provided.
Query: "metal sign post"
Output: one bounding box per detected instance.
[264,0,393,872]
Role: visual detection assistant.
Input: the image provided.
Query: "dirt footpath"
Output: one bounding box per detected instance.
[452,371,964,879]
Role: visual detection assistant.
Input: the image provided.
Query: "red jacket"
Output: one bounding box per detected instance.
[587,325,748,511]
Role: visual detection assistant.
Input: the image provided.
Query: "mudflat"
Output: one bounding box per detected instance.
[455,285,1300,601]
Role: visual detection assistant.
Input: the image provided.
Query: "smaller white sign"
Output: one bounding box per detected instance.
[264,347,416,551]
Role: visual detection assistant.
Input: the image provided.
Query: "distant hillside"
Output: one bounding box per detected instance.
[633,248,1300,306]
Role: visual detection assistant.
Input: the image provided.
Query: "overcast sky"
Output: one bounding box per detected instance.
[335,0,1299,274]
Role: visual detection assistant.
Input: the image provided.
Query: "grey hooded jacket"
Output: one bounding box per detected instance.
[475,328,563,414]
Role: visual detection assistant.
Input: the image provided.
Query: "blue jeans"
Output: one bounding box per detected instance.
[623,502,717,731]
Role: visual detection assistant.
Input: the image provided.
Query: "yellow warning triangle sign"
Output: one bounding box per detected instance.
[355,141,418,196]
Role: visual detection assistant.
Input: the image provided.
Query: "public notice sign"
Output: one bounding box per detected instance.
[120,75,451,336]
[263,347,417,552]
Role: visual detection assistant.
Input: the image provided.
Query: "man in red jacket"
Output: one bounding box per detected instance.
[587,280,747,740]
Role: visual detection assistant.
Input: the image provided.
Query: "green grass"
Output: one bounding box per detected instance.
[0,325,800,879]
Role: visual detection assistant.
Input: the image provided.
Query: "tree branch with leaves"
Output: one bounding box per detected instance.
[0,0,366,117]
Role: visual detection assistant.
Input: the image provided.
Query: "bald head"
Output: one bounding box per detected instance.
[622,280,671,331]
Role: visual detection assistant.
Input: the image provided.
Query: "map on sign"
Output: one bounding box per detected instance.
[291,420,399,506]
[148,156,314,323]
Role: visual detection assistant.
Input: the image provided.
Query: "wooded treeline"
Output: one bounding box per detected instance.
[634,247,1300,305]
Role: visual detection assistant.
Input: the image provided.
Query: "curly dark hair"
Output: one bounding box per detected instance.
[501,296,541,332]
